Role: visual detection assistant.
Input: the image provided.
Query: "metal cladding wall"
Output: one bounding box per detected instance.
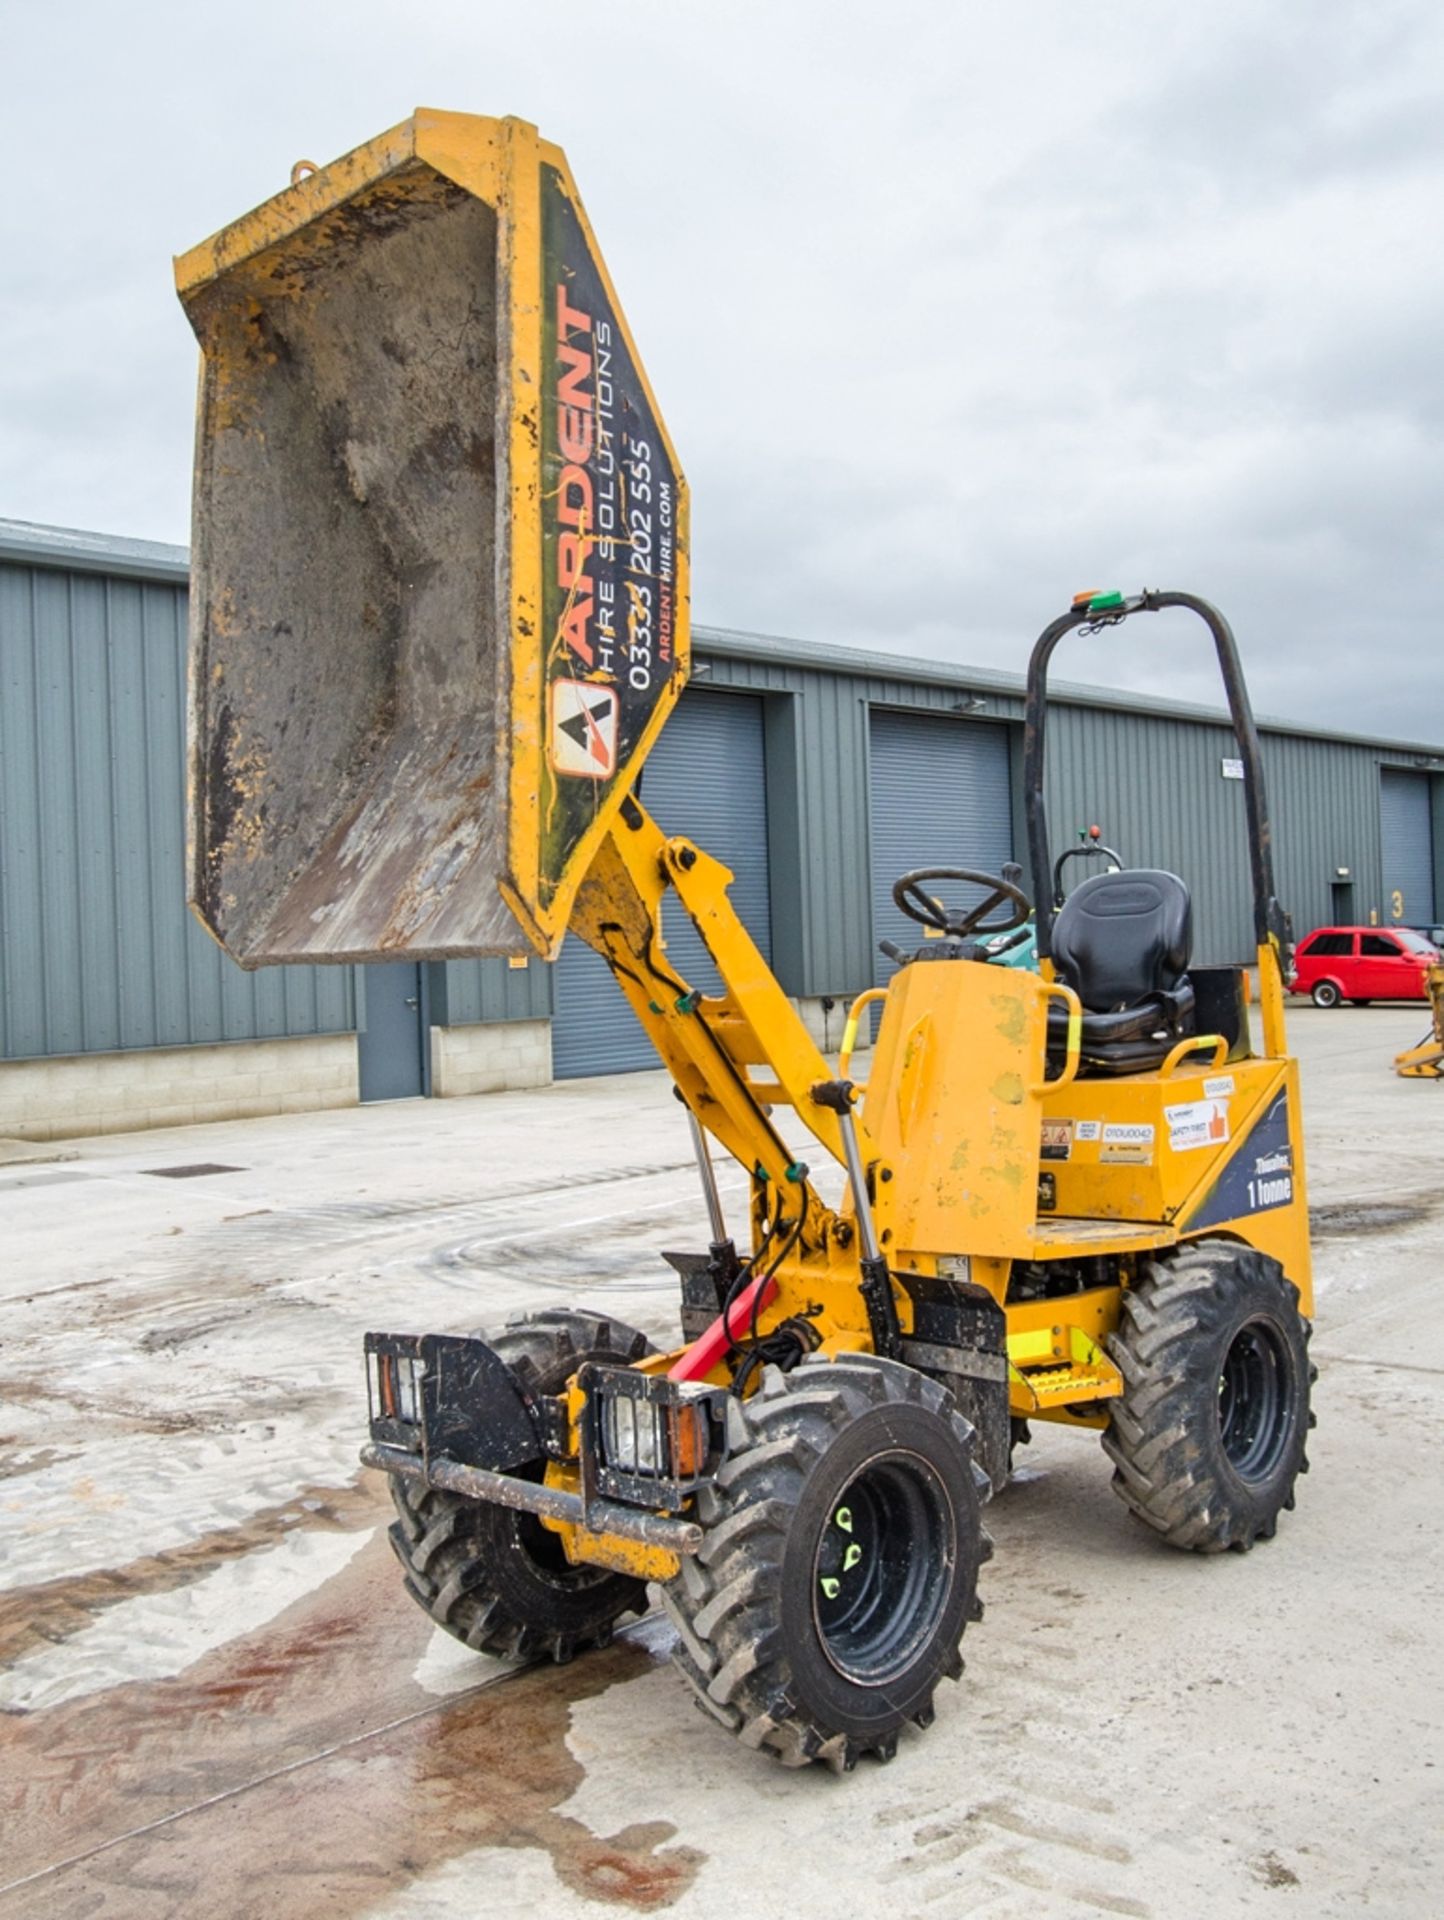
[6,522,1444,1074]
[1041,708,1441,963]
[439,953,550,1027]
[697,624,1444,987]
[1039,703,1258,966]
[0,525,551,1062]
[0,549,358,1060]
[696,630,1028,996]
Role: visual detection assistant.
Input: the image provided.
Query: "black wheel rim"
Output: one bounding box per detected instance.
[1217,1318,1292,1483]
[514,1508,617,1591]
[507,1462,618,1593]
[812,1450,955,1686]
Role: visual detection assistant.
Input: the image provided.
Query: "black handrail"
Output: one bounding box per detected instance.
[1022,590,1290,963]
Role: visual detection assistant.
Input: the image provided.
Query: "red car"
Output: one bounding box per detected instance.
[1288,925,1439,1007]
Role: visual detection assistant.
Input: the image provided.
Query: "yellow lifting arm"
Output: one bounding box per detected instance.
[567,795,879,1250]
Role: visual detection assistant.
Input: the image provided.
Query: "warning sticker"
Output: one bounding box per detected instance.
[1041,1118,1074,1162]
[1101,1122,1154,1165]
[549,679,618,780]
[1165,1098,1230,1153]
[1075,1120,1102,1143]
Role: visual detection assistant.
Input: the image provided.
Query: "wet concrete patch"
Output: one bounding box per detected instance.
[3,1526,377,1711]
[0,1445,75,1483]
[0,1531,702,1918]
[0,1478,385,1666]
[1310,1199,1434,1235]
[0,1369,222,1435]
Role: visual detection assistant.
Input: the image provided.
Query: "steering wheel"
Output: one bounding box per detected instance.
[892,867,1031,940]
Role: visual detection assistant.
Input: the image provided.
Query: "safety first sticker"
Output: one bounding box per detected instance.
[1165,1097,1230,1152]
[549,679,618,780]
[1100,1123,1154,1165]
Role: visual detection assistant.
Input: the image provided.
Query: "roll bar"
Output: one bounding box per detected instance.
[1022,590,1290,965]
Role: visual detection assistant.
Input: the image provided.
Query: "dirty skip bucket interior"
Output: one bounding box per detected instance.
[178,111,688,971]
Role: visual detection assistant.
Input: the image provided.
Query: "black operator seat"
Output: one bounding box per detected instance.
[1047,869,1196,1075]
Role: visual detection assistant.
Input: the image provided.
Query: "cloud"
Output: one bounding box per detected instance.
[1,0,1441,737]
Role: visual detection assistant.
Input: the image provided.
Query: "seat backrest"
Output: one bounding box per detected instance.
[1052,869,1192,1013]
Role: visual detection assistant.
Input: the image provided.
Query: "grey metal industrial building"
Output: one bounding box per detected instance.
[3,516,1443,1140]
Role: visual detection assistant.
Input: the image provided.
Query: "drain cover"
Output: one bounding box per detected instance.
[145,1163,244,1179]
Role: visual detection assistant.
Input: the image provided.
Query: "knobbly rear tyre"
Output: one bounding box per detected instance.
[387,1309,654,1663]
[1103,1243,1314,1552]
[658,1355,991,1771]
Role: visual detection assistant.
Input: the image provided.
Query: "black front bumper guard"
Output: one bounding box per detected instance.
[361,1332,729,1558]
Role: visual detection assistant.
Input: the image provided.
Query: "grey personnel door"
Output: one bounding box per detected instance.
[358,961,427,1101]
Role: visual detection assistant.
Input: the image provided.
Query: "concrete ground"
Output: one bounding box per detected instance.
[2,1005,1441,1919]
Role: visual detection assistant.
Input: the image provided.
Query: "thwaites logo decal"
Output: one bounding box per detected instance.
[539,167,680,891]
[1185,1089,1294,1229]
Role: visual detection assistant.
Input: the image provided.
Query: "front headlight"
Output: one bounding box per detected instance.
[603,1393,666,1473]
[394,1354,423,1425]
[600,1387,711,1478]
[373,1348,424,1427]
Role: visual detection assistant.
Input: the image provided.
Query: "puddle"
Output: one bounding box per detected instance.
[1309,1200,1433,1236]
[0,1532,703,1917]
[0,1477,384,1665]
[2,1525,375,1711]
[0,1446,75,1483]
[0,1370,216,1433]
[139,1313,246,1353]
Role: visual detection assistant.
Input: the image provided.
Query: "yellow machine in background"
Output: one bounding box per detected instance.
[177,111,1317,1774]
[1395,963,1444,1077]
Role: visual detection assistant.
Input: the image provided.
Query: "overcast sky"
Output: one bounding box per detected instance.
[3,1,1442,739]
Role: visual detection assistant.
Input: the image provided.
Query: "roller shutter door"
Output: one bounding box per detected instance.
[1381,769,1434,924]
[869,710,1013,982]
[552,688,772,1077]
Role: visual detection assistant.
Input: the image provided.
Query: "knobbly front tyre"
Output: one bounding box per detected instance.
[1103,1242,1315,1552]
[658,1354,991,1771]
[387,1309,654,1663]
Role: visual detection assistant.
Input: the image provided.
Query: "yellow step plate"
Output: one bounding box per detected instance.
[1008,1322,1123,1411]
[1018,1363,1120,1405]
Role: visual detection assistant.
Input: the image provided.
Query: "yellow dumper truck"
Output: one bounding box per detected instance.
[177,110,1315,1772]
